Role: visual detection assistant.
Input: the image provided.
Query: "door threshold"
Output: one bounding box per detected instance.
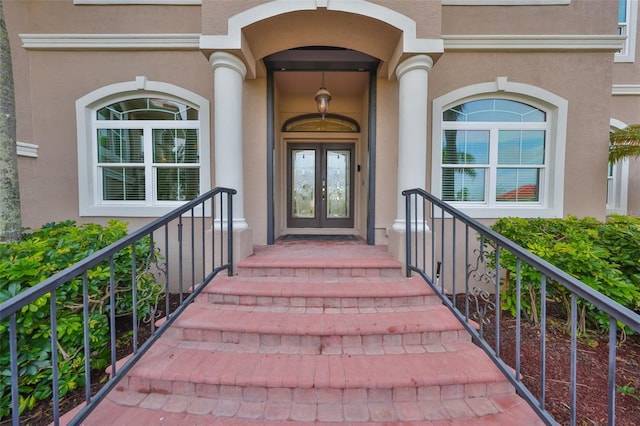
[280,234,360,241]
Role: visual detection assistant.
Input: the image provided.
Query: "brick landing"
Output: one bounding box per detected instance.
[62,239,543,425]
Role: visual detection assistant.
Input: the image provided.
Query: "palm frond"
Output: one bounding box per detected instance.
[609,124,640,163]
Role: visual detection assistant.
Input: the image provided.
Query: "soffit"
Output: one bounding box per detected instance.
[273,71,368,98]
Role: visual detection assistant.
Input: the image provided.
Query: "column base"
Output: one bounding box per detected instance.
[207,226,254,274]
[388,225,433,276]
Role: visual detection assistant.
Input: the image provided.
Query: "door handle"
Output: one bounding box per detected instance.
[322,179,326,201]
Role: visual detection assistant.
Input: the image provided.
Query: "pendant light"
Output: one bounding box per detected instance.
[315,72,332,118]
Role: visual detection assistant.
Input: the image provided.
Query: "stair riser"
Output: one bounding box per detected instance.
[162,329,471,354]
[117,378,515,406]
[237,267,401,278]
[196,294,441,309]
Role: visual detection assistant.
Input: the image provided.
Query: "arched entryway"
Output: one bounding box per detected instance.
[201,0,443,261]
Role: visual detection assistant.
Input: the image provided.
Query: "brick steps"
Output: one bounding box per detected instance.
[80,241,544,424]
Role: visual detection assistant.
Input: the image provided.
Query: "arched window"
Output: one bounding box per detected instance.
[607,119,630,215]
[432,78,567,218]
[282,113,360,132]
[77,77,210,216]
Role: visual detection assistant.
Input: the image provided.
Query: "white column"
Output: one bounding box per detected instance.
[392,54,433,231]
[210,51,248,229]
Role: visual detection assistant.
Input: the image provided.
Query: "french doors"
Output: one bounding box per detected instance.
[287,143,354,228]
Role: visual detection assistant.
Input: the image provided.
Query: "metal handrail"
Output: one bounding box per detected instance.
[0,187,236,426]
[403,187,640,426]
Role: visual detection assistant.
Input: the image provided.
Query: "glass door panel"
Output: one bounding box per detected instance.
[325,150,350,219]
[291,149,316,218]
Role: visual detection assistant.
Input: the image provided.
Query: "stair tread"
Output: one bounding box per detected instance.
[238,244,402,269]
[202,275,435,298]
[172,302,465,335]
[126,337,510,390]
[75,391,544,425]
[238,257,402,269]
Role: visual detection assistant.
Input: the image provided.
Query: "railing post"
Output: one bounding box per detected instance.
[404,190,412,277]
[227,190,234,276]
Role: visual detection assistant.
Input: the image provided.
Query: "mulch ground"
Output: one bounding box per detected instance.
[479,299,640,426]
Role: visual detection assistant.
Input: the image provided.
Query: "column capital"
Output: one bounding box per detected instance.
[395,54,433,80]
[209,51,247,80]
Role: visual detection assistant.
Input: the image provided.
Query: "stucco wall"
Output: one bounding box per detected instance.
[374,78,399,241]
[442,1,615,35]
[20,1,201,34]
[243,78,268,243]
[16,49,214,229]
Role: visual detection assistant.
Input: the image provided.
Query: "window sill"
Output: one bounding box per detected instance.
[435,205,562,219]
[80,204,210,217]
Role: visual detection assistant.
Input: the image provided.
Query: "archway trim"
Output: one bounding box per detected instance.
[199,0,443,77]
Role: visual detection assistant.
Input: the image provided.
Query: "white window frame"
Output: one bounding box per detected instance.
[607,119,630,215]
[432,77,567,219]
[616,0,638,62]
[76,76,211,217]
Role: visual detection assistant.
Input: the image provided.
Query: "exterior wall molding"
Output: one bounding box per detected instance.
[21,33,622,53]
[20,33,200,50]
[612,84,640,95]
[17,141,38,158]
[443,34,625,52]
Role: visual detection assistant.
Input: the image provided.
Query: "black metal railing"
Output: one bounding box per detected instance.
[403,188,640,426]
[0,187,236,426]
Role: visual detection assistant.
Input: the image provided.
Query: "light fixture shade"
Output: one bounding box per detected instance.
[315,87,332,116]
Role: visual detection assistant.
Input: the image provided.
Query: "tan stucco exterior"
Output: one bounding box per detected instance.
[5,0,637,268]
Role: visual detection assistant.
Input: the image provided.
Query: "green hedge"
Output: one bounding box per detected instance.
[0,220,163,417]
[490,215,640,336]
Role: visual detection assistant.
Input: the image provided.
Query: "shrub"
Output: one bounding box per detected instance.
[0,220,163,418]
[490,215,640,336]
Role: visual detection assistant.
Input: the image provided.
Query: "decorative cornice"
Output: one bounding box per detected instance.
[17,142,38,158]
[19,33,626,54]
[612,84,640,95]
[20,33,200,50]
[443,35,625,52]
